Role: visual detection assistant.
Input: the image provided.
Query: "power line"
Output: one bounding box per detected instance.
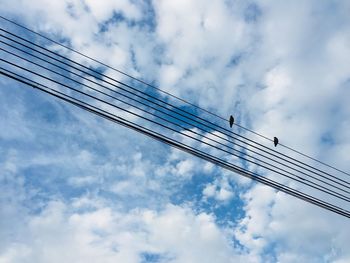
[1,17,346,219]
[1,68,349,218]
[1,31,348,189]
[1,59,349,203]
[1,32,348,190]
[1,46,350,198]
[1,15,348,177]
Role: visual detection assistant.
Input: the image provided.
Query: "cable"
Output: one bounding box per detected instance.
[1,15,348,177]
[1,34,349,189]
[1,61,349,203]
[1,46,350,196]
[1,68,349,218]
[0,14,225,118]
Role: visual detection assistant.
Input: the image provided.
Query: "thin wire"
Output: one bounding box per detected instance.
[1,61,349,203]
[1,45,350,193]
[1,68,349,218]
[1,33,348,187]
[1,34,348,186]
[0,15,224,118]
[1,15,348,177]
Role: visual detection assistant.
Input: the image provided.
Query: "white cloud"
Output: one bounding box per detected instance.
[84,0,142,22]
[0,199,245,263]
[152,0,249,110]
[203,177,235,202]
[236,184,350,262]
[1,0,350,262]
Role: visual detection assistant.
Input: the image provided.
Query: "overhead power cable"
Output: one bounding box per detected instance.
[3,31,349,196]
[1,57,350,204]
[1,46,349,196]
[1,68,349,218]
[1,18,350,218]
[1,14,348,177]
[0,31,348,190]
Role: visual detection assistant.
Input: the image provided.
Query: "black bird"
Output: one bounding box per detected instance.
[273,137,279,147]
[229,115,234,128]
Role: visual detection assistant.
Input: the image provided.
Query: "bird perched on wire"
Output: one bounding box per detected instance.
[229,115,234,128]
[274,137,279,147]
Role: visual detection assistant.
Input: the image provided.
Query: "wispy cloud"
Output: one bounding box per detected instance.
[1,0,350,262]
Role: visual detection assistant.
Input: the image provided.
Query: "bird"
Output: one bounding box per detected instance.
[273,137,279,147]
[229,115,234,128]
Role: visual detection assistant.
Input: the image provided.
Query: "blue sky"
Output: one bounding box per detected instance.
[1,1,350,262]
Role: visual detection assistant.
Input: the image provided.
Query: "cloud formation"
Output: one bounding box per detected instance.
[1,0,350,262]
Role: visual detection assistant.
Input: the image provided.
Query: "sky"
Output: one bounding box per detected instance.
[0,1,350,262]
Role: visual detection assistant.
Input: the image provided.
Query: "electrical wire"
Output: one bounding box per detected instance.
[1,59,349,203]
[1,15,348,177]
[1,46,350,198]
[0,35,349,194]
[1,68,349,218]
[1,18,350,218]
[0,32,348,189]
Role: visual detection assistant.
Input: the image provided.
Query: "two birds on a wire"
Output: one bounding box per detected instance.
[229,115,279,147]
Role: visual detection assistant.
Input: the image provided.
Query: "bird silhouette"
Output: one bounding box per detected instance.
[229,115,234,128]
[274,137,279,147]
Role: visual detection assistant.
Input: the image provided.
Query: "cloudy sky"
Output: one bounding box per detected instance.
[1,1,350,262]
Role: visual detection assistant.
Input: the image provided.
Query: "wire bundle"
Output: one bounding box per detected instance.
[0,16,349,218]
